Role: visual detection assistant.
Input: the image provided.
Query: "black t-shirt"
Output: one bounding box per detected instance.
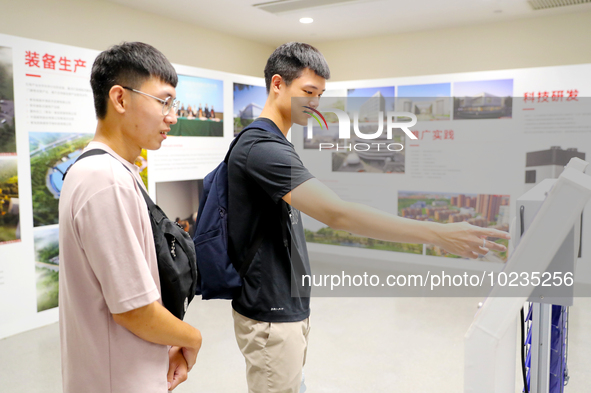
[228,118,314,322]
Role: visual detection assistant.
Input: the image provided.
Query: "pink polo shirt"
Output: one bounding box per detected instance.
[58,142,168,393]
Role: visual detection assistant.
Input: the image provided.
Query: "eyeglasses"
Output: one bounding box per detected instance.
[122,86,179,116]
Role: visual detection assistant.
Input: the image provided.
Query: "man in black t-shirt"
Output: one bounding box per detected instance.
[228,42,510,393]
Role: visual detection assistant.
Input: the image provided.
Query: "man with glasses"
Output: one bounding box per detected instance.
[59,42,201,393]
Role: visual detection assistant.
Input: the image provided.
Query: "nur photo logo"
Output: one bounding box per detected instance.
[303,106,418,152]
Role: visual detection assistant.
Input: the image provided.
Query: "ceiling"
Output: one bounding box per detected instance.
[106,0,591,47]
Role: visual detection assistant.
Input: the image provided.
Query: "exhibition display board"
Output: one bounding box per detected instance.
[296,67,591,295]
[0,32,589,338]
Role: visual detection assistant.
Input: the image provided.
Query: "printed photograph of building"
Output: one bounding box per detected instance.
[347,86,395,123]
[397,83,451,121]
[453,79,513,119]
[398,191,510,262]
[233,83,266,136]
[331,90,405,173]
[170,74,223,137]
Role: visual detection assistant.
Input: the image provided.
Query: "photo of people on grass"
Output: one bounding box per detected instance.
[170,74,223,137]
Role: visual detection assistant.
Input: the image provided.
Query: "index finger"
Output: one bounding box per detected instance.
[480,228,511,239]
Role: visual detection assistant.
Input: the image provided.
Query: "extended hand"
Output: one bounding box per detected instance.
[435,221,510,259]
[167,346,188,390]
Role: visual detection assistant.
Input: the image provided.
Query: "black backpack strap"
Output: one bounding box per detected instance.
[223,124,264,164]
[225,119,285,163]
[62,149,110,180]
[63,148,154,207]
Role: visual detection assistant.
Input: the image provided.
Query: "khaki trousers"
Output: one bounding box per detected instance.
[233,309,310,393]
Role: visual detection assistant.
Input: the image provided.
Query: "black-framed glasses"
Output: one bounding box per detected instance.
[122,86,179,116]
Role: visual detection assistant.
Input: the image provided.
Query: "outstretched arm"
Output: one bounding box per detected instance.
[283,178,509,259]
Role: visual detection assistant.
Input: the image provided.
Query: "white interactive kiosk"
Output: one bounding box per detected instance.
[464,158,590,393]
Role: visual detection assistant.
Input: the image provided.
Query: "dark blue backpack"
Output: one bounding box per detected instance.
[193,120,285,300]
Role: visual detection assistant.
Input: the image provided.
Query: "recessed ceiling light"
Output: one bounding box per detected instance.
[300,17,314,24]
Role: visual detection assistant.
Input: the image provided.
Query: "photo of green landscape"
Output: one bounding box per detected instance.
[398,191,510,262]
[0,46,16,154]
[30,132,93,227]
[34,226,59,312]
[304,227,423,255]
[0,158,19,244]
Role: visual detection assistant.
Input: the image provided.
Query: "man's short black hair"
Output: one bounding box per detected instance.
[90,42,178,119]
[264,42,330,93]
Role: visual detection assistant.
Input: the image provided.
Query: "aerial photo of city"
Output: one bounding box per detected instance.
[304,226,423,255]
[398,191,510,262]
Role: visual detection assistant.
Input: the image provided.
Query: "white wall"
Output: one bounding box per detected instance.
[1,0,274,77]
[4,1,591,82]
[155,180,200,222]
[316,11,591,81]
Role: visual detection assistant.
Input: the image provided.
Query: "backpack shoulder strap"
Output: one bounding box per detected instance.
[225,119,285,163]
[224,126,258,164]
[62,149,109,181]
[63,148,154,208]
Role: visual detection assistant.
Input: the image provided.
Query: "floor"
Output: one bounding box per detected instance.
[1,296,589,392]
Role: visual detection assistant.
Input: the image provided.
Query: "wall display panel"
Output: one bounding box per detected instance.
[0,33,265,339]
[1,30,590,339]
[513,64,591,283]
[296,65,591,289]
[0,33,99,339]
